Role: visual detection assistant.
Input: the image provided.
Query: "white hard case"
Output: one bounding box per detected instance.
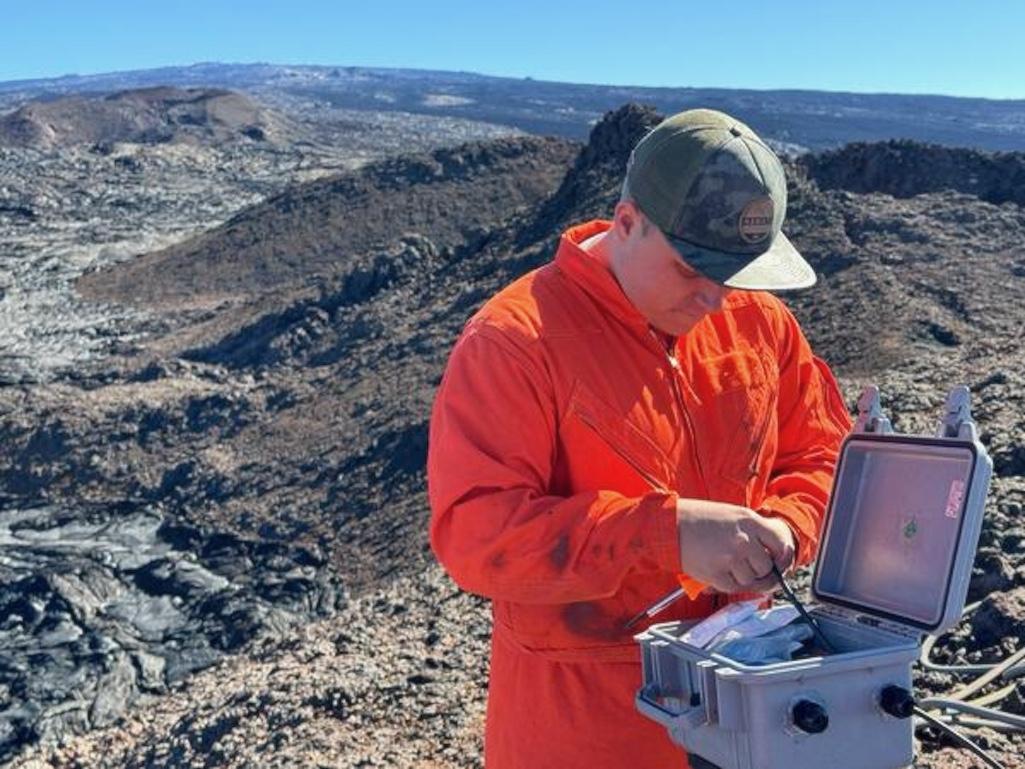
[634,387,993,769]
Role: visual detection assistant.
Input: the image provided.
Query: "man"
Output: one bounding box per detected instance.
[427,109,852,768]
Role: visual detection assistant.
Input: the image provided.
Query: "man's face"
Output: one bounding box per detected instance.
[609,202,731,336]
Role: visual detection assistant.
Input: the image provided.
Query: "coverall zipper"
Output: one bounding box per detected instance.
[648,329,709,498]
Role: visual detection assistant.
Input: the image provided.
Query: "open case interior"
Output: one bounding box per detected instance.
[812,436,977,634]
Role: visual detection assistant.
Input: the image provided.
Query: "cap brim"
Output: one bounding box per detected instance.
[667,230,817,291]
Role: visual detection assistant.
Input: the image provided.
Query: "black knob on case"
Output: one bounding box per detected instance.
[791,699,829,734]
[880,685,915,719]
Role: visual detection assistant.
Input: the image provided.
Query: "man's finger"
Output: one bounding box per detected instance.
[729,560,759,589]
[773,533,796,572]
[745,548,774,583]
[752,530,784,562]
[755,517,795,564]
[776,546,795,574]
[746,572,779,594]
[712,570,742,594]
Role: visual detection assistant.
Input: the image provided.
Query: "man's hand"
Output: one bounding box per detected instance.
[675,498,796,594]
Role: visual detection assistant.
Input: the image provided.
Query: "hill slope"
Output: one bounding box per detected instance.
[77,134,576,308]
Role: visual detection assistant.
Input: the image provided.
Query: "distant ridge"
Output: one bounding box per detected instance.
[2,63,1024,151]
[0,86,296,148]
[799,139,1025,206]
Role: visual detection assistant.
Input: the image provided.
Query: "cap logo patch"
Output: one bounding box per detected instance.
[738,197,774,244]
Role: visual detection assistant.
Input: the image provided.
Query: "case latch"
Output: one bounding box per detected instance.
[853,386,893,435]
[936,385,979,442]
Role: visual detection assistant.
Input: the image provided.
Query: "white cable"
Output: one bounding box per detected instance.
[917,698,1025,731]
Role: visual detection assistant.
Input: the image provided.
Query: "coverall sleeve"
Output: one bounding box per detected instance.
[757,306,853,567]
[427,325,680,604]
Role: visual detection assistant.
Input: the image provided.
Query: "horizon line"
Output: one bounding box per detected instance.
[1,60,1023,104]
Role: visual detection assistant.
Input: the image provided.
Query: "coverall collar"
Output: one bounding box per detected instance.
[554,220,653,332]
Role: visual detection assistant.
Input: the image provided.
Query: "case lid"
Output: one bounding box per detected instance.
[811,432,986,634]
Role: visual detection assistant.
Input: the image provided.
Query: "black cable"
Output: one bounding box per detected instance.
[914,705,1006,769]
[770,563,836,654]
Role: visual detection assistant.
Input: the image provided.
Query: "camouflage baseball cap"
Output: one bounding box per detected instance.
[622,108,815,291]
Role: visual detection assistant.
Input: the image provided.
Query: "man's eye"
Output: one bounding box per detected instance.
[676,264,698,279]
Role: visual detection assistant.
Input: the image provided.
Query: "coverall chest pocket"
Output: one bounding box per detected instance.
[690,350,776,495]
[559,380,676,496]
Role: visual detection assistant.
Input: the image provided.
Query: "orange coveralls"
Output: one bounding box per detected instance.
[428,220,852,768]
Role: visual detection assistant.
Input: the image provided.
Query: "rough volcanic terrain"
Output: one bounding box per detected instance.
[2,103,1025,768]
[0,98,572,765]
[0,88,521,384]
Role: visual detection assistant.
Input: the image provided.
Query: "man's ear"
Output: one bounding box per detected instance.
[612,199,642,241]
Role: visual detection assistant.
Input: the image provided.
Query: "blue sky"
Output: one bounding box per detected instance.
[3,1,1024,99]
